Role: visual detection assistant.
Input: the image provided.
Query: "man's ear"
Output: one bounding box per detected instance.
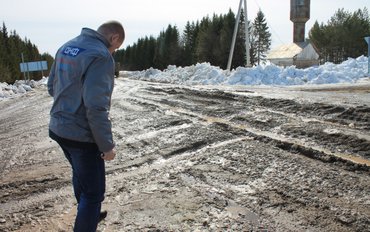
[111,34,120,43]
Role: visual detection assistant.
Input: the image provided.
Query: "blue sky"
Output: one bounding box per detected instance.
[1,0,369,56]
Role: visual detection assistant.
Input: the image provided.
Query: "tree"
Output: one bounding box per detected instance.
[114,9,260,71]
[153,25,181,69]
[250,10,271,65]
[0,22,54,83]
[195,10,246,69]
[41,52,54,72]
[181,21,198,66]
[309,7,370,63]
[232,9,248,68]
[195,16,214,64]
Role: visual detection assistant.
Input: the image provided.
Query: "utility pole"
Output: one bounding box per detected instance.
[244,0,250,68]
[365,37,370,76]
[21,53,26,81]
[227,0,250,72]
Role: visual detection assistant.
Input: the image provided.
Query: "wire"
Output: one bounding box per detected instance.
[252,0,286,45]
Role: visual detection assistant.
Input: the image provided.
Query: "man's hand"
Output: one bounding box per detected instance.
[101,149,116,161]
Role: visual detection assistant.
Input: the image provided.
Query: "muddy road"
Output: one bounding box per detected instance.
[0,78,369,231]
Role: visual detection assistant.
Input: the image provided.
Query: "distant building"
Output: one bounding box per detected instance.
[267,0,320,68]
[267,41,319,68]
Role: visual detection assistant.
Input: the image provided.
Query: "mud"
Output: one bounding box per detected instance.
[0,78,369,231]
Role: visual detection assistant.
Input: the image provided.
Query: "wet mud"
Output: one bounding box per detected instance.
[0,78,369,231]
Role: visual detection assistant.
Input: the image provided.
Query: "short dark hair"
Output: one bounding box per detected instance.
[97,21,125,42]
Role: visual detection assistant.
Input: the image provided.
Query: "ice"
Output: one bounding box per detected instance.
[1,56,368,99]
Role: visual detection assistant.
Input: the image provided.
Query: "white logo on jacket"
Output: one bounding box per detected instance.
[63,47,85,57]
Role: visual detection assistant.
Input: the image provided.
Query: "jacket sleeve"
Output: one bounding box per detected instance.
[47,61,56,96]
[82,56,115,152]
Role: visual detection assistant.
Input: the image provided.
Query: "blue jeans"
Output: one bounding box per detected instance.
[58,142,105,232]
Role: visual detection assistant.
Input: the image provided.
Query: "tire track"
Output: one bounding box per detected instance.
[1,79,369,231]
[122,85,370,168]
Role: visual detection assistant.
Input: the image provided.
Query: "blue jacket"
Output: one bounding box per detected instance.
[48,28,115,152]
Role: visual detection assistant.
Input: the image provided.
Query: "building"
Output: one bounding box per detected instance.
[267,41,319,68]
[267,0,320,68]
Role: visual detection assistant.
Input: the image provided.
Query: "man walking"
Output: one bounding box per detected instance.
[47,21,124,231]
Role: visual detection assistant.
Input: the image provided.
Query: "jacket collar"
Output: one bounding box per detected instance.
[81,27,110,48]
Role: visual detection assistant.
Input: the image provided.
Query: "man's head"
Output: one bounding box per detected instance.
[97,21,125,54]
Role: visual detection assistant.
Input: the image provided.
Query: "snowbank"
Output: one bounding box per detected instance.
[125,55,369,86]
[1,56,368,100]
[0,77,48,99]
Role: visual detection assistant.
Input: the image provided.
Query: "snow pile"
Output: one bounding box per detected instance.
[0,77,48,99]
[125,55,369,86]
[127,64,228,85]
[1,56,368,100]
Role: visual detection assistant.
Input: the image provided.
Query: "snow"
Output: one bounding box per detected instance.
[1,56,369,100]
[125,55,369,86]
[0,77,48,99]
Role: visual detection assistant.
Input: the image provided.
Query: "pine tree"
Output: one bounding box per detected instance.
[0,22,52,83]
[195,11,245,69]
[233,9,247,68]
[249,24,258,66]
[152,25,181,69]
[115,9,272,70]
[220,9,242,69]
[251,10,271,65]
[181,21,197,66]
[309,7,370,63]
[167,25,181,66]
[195,16,214,64]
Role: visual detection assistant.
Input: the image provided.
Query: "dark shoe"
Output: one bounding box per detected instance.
[98,211,107,223]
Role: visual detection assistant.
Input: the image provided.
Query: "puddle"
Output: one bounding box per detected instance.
[334,153,370,166]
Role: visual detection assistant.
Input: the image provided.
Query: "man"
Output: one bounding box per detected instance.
[47,21,124,231]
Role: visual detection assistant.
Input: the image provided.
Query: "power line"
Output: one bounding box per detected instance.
[252,0,286,46]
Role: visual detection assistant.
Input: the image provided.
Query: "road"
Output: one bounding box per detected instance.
[0,78,369,231]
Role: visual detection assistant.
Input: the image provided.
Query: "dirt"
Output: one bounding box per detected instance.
[0,77,369,232]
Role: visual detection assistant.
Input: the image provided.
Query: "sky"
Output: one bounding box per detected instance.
[1,0,369,57]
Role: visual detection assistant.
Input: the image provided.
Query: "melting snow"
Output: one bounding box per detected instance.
[1,56,369,99]
[125,56,368,86]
